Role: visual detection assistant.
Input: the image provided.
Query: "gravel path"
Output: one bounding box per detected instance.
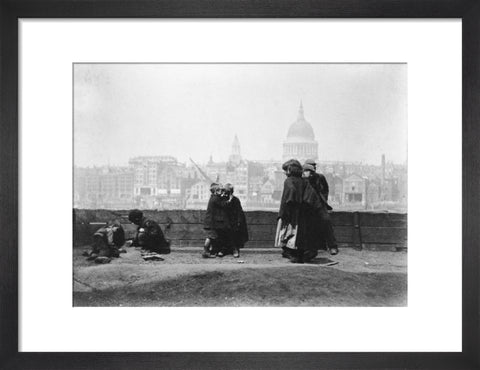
[73,246,407,293]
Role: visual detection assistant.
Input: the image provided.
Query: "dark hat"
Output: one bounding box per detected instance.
[128,209,143,222]
[282,159,302,172]
[303,163,315,172]
[282,159,303,177]
[224,183,234,194]
[305,158,317,166]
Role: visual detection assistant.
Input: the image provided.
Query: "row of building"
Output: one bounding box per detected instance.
[74,103,407,211]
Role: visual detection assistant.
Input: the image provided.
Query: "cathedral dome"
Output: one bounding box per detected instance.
[287,120,315,141]
[285,102,316,142]
[282,102,319,162]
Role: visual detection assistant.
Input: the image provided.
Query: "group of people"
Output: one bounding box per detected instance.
[275,158,338,263]
[202,183,249,258]
[83,210,172,263]
[82,183,249,262]
[83,159,337,264]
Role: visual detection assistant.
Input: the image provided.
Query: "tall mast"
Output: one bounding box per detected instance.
[189,158,214,183]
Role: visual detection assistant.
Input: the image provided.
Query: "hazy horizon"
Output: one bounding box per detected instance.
[74,63,407,167]
[73,155,406,169]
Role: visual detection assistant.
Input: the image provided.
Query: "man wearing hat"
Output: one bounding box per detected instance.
[303,159,339,255]
[128,209,171,255]
[304,159,330,203]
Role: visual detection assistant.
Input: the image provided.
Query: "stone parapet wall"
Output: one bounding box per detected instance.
[73,209,407,251]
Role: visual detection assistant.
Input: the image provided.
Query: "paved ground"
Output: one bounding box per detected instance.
[73,246,407,307]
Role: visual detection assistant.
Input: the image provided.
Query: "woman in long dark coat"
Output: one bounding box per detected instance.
[275,159,321,263]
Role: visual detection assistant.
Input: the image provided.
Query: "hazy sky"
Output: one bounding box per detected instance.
[74,63,407,167]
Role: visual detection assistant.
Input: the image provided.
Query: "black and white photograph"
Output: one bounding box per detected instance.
[3,6,474,367]
[73,63,407,307]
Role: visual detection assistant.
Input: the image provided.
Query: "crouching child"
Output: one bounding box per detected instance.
[84,220,126,264]
[128,209,171,255]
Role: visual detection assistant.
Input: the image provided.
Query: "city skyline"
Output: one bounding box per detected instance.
[74,140,407,213]
[74,63,407,167]
[73,147,406,169]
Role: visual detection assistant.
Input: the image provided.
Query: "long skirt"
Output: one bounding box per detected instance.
[275,217,319,261]
[274,219,298,250]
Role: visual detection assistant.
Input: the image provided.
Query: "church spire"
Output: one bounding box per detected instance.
[297,100,305,120]
[233,134,240,152]
[229,134,242,165]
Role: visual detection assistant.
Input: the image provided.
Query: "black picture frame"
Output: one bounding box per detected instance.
[1,1,479,369]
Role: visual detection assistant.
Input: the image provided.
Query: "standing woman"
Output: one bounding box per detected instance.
[275,159,321,263]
